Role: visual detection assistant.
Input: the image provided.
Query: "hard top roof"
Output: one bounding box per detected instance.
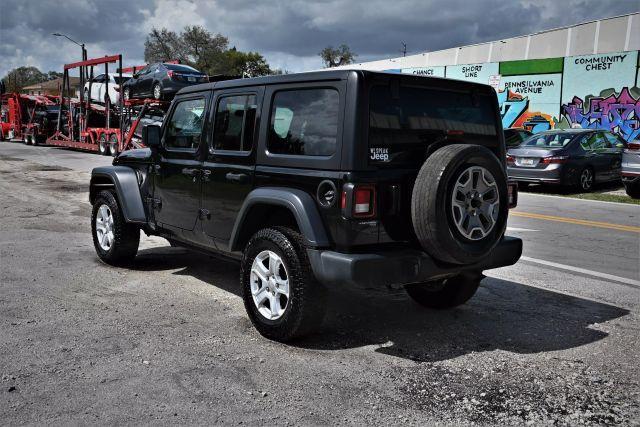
[178,69,495,95]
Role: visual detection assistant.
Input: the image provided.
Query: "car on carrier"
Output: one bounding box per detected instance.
[122,63,208,101]
[84,73,132,105]
[89,70,522,342]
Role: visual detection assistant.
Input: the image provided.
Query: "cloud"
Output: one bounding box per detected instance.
[1,0,637,78]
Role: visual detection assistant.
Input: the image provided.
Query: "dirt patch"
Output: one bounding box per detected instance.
[0,155,25,162]
[26,164,72,172]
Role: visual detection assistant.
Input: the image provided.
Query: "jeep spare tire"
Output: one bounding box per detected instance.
[411,144,508,265]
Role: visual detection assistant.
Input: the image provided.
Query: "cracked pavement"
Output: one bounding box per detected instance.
[0,143,638,425]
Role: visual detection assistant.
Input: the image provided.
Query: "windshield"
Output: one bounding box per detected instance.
[521,133,576,148]
[369,84,498,165]
[165,64,200,73]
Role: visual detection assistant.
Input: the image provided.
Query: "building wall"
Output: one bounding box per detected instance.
[339,14,640,142]
[393,50,640,141]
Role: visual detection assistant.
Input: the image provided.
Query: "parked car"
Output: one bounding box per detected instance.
[124,108,165,144]
[89,70,521,342]
[84,73,132,105]
[507,129,626,191]
[504,127,533,148]
[122,63,208,101]
[622,140,640,199]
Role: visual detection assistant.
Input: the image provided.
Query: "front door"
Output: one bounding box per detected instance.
[153,94,209,232]
[201,89,262,245]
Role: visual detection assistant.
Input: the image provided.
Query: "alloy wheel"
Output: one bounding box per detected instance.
[249,250,290,320]
[153,84,161,100]
[451,166,500,240]
[95,204,114,251]
[580,168,593,191]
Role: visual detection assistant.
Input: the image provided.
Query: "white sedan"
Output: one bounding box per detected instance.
[83,73,132,105]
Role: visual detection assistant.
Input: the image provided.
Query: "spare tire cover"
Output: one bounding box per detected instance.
[411,144,508,265]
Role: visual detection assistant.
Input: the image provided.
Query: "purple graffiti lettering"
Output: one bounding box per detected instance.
[562,87,640,142]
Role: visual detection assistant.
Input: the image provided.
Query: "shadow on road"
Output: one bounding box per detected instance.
[131,246,629,363]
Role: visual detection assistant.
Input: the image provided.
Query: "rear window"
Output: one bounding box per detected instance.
[369,85,498,164]
[521,133,576,148]
[165,64,200,73]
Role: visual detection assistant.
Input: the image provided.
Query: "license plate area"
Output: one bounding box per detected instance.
[188,76,195,82]
[516,157,539,167]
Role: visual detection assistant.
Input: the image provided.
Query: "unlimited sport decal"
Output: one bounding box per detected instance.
[370,147,390,162]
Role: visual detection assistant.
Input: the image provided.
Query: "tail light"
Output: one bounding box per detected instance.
[341,184,376,218]
[627,142,640,151]
[540,155,568,164]
[506,154,515,165]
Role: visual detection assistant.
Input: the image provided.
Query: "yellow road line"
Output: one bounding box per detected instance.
[510,211,640,234]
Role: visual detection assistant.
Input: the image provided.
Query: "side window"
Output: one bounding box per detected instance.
[590,133,611,150]
[267,88,339,156]
[579,135,591,151]
[92,74,105,83]
[212,94,257,152]
[137,66,149,77]
[164,98,206,150]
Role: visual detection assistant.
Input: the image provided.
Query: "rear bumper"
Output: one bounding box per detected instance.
[507,165,563,184]
[307,236,523,290]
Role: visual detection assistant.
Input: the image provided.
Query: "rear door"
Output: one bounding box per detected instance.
[584,132,612,181]
[153,93,209,233]
[201,87,262,245]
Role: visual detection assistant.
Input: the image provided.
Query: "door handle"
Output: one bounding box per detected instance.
[225,172,248,183]
[181,167,199,177]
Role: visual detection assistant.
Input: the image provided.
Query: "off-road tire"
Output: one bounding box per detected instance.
[624,181,640,199]
[405,273,482,309]
[91,190,140,266]
[411,144,508,265]
[241,227,326,342]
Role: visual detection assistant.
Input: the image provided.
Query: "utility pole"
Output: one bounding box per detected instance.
[401,42,407,57]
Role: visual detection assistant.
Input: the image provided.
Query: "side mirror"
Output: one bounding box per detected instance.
[142,124,161,149]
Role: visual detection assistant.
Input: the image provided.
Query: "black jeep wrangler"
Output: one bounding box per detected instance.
[90,70,522,341]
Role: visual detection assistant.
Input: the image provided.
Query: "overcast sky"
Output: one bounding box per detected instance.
[1,0,637,78]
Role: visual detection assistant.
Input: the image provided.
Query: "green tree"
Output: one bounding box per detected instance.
[319,44,357,68]
[1,66,48,92]
[217,48,272,77]
[144,26,275,77]
[144,28,184,63]
[47,71,64,80]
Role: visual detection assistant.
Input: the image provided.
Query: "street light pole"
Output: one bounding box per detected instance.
[52,33,88,139]
[52,33,87,78]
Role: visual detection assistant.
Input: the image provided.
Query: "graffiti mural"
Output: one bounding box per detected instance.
[498,90,555,132]
[562,87,640,141]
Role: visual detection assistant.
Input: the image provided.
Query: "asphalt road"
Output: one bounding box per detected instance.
[1,142,639,424]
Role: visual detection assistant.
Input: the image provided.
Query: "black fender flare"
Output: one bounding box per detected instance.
[90,166,146,224]
[229,187,330,251]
